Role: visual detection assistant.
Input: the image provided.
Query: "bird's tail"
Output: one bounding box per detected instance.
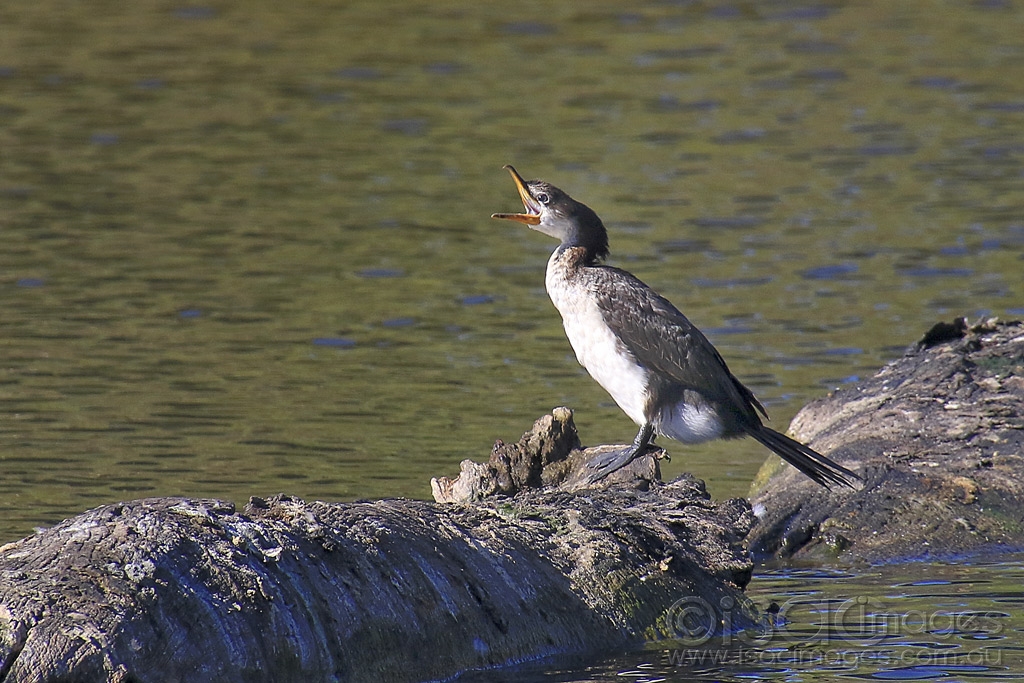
[745,425,860,490]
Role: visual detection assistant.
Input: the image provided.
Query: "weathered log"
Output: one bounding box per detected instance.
[748,318,1024,563]
[0,409,756,683]
[430,407,666,502]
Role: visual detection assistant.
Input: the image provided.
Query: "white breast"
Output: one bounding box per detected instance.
[656,402,725,444]
[545,251,650,426]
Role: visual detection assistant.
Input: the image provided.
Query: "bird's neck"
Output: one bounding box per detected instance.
[549,244,591,277]
[545,245,592,309]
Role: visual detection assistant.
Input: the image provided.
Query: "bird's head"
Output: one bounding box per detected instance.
[491,165,609,262]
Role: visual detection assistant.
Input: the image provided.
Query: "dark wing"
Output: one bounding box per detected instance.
[589,265,767,423]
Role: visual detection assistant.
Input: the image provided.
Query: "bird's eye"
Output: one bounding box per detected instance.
[535,192,550,205]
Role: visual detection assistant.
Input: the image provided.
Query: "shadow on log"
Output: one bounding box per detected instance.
[748,318,1024,563]
[0,409,757,683]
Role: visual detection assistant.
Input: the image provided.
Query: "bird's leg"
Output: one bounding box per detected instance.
[579,422,655,484]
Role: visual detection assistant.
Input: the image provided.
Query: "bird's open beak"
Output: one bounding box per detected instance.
[491,165,541,225]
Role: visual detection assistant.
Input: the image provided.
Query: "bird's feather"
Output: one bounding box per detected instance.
[587,265,767,426]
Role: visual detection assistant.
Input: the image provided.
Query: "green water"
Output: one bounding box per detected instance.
[1,0,1023,677]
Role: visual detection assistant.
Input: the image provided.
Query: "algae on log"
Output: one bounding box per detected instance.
[748,319,1024,563]
[0,409,756,683]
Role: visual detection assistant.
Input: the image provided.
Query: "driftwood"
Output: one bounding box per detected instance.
[0,409,756,683]
[430,407,665,501]
[748,318,1024,563]
[8,315,1020,680]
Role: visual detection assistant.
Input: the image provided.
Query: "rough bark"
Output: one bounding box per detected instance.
[748,318,1024,563]
[430,407,665,502]
[0,409,756,683]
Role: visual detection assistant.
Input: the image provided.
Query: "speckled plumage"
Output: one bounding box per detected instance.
[493,166,859,489]
[547,245,742,443]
